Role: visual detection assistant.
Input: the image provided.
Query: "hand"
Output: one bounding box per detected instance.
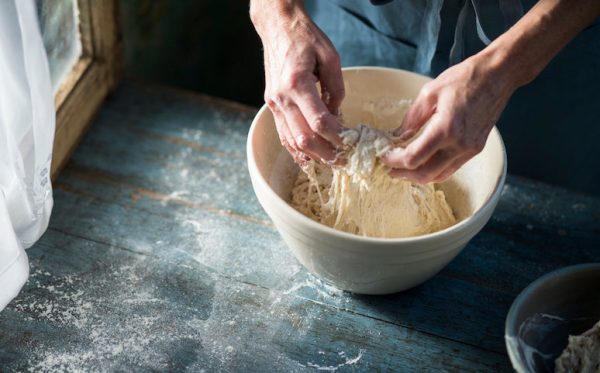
[381,55,517,183]
[251,2,346,165]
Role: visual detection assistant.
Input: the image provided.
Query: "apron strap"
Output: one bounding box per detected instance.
[450,0,523,66]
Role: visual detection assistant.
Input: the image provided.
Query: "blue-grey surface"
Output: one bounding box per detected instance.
[0,82,599,371]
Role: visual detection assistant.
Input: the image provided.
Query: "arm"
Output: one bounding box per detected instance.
[382,0,600,183]
[250,0,345,165]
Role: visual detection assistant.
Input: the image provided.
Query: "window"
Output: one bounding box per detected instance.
[36,0,122,178]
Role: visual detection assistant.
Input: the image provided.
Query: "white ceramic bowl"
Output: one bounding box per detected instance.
[247,67,507,294]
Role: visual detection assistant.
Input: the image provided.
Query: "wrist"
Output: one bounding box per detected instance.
[250,0,308,39]
[471,42,532,94]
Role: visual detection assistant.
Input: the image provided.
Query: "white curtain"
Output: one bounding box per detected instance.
[0,0,55,311]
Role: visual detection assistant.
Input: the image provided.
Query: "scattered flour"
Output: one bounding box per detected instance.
[305,349,365,371]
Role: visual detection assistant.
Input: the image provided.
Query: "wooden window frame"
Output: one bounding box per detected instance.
[51,0,121,179]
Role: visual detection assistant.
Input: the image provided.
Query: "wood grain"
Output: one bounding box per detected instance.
[0,230,508,371]
[1,81,598,371]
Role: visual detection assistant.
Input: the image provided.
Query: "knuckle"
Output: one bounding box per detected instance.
[402,151,419,170]
[311,116,328,134]
[284,70,309,91]
[295,134,313,151]
[420,83,435,101]
[271,91,292,110]
[437,123,453,140]
[264,90,275,105]
[265,96,278,111]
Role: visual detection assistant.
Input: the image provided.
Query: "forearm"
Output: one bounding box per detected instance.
[250,0,307,37]
[475,0,600,89]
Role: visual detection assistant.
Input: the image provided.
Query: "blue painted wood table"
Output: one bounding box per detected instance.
[1,82,599,372]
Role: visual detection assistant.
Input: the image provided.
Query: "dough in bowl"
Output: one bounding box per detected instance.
[290,100,456,238]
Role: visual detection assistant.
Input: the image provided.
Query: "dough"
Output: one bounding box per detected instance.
[555,321,600,373]
[290,123,456,238]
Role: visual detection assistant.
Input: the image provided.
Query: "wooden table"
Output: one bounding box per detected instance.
[1,82,598,371]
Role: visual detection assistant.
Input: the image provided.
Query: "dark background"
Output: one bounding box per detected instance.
[118,1,599,196]
[120,0,264,107]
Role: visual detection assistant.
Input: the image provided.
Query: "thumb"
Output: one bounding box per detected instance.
[394,88,436,141]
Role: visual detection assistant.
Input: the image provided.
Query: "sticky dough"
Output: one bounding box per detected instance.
[290,106,456,238]
[555,321,600,373]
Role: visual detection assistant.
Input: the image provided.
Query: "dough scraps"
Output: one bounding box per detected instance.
[290,122,456,239]
[555,321,600,373]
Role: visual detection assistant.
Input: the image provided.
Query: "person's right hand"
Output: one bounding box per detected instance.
[251,1,346,165]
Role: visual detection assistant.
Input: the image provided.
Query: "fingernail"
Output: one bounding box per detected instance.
[397,128,416,141]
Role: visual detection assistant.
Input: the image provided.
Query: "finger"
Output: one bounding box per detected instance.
[393,86,436,139]
[292,79,345,147]
[283,103,338,163]
[271,104,309,165]
[317,52,345,114]
[381,113,449,170]
[389,149,459,184]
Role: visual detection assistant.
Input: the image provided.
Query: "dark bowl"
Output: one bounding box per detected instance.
[505,263,600,372]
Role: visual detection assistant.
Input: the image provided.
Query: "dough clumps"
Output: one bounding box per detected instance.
[555,321,600,373]
[291,123,456,238]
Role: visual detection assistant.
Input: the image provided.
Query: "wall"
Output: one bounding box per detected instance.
[120,0,264,106]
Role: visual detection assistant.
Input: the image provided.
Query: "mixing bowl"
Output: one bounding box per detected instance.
[505,263,600,373]
[247,67,507,294]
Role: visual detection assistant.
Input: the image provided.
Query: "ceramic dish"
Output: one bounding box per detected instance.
[247,67,507,294]
[505,263,600,372]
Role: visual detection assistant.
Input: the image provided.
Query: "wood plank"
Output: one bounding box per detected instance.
[0,230,509,372]
[48,164,513,355]
[446,177,600,294]
[42,81,599,355]
[63,82,263,218]
[6,81,598,370]
[65,81,600,295]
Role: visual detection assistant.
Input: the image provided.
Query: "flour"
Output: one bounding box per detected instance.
[15,264,169,372]
[281,273,345,300]
[305,349,364,371]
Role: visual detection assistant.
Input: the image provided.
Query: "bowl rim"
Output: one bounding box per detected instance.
[247,66,508,245]
[504,262,600,372]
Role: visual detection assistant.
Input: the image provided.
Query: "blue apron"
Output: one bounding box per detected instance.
[305,0,600,195]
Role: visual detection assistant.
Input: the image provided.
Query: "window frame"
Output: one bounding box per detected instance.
[51,0,121,179]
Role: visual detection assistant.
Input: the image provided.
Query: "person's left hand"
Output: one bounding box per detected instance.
[381,55,517,183]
